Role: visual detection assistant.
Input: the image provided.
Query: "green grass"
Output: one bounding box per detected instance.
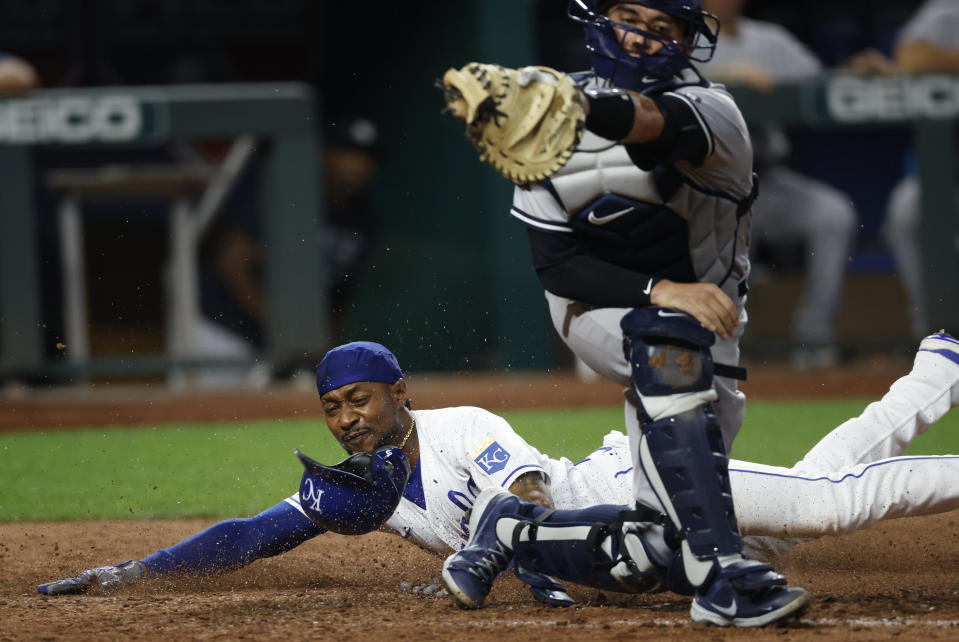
[0,418,339,522]
[3,399,959,522]
[507,400,959,465]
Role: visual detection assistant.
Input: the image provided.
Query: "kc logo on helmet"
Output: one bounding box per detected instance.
[301,478,325,512]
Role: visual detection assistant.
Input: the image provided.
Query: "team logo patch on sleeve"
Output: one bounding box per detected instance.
[474,441,511,474]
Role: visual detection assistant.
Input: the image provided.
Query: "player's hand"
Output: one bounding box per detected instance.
[38,560,143,596]
[649,280,738,340]
[837,48,898,76]
[400,575,450,598]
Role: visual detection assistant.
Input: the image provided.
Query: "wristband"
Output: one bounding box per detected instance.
[584,87,635,141]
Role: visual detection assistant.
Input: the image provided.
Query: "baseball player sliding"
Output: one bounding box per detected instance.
[440,0,785,626]
[39,338,959,619]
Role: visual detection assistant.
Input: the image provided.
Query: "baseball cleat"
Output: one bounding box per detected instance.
[441,488,521,609]
[689,557,809,627]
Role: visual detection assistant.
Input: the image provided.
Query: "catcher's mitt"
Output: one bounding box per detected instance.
[442,62,585,185]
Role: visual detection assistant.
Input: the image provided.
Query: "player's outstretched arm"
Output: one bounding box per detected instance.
[38,500,324,596]
[896,39,959,73]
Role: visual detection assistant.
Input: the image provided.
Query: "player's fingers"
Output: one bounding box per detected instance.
[706,298,738,339]
[654,294,719,336]
[650,282,735,338]
[709,310,735,341]
[38,578,85,596]
[401,577,451,598]
[697,288,738,338]
[694,301,734,340]
[675,300,723,338]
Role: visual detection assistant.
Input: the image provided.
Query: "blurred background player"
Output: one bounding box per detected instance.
[191,115,382,387]
[0,50,38,92]
[323,116,382,341]
[880,0,959,340]
[698,0,859,370]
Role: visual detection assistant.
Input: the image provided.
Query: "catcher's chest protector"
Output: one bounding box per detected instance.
[546,128,746,292]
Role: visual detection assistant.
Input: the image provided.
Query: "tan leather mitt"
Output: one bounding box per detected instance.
[442,62,585,185]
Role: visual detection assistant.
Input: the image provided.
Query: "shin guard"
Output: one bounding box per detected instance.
[637,408,742,558]
[503,504,677,597]
[621,308,744,586]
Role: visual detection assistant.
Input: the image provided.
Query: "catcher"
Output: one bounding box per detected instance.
[37,336,959,624]
[441,0,785,627]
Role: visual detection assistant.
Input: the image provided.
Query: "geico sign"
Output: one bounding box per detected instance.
[827,75,959,123]
[0,95,142,144]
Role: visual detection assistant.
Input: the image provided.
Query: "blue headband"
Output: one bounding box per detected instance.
[316,341,404,396]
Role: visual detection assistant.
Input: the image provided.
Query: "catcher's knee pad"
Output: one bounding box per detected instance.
[620,307,718,422]
[504,504,674,596]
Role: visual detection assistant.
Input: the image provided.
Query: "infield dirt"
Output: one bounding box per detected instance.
[3,513,958,641]
[3,362,958,640]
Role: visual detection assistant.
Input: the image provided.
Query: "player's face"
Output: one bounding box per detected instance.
[321,380,407,454]
[605,3,686,58]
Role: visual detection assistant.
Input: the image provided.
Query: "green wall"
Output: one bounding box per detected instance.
[343,1,556,372]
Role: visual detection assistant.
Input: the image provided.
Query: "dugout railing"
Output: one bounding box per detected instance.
[0,83,326,383]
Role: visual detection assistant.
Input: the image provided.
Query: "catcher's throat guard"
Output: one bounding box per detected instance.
[295,446,410,535]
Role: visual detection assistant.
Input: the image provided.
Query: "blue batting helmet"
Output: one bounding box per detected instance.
[295,445,410,535]
[316,341,404,397]
[567,0,719,91]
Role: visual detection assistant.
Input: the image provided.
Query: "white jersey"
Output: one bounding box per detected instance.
[284,343,959,558]
[286,406,633,554]
[382,407,635,553]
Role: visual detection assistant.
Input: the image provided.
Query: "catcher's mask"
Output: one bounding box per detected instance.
[295,445,410,535]
[568,0,719,92]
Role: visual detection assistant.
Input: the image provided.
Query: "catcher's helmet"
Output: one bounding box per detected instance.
[295,445,410,535]
[568,0,719,91]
